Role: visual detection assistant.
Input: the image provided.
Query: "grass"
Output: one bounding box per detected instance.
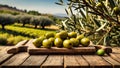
[0,24,57,45]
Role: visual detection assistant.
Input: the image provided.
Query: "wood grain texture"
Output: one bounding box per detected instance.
[0,46,9,51]
[110,53,120,63]
[0,47,13,65]
[74,55,89,68]
[22,55,47,66]
[102,56,120,68]
[112,47,120,53]
[110,47,120,63]
[83,55,112,68]
[28,46,96,55]
[64,55,80,68]
[1,52,29,66]
[42,55,63,68]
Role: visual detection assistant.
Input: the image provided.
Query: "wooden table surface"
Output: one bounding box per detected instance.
[0,40,120,68]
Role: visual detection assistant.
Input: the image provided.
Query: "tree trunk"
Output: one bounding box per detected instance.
[2,24,5,30]
[22,23,25,27]
[42,26,45,29]
[34,24,37,29]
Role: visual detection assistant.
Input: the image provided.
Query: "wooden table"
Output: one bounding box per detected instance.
[0,40,120,68]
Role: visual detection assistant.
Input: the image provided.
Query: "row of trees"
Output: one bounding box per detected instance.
[0,14,55,30]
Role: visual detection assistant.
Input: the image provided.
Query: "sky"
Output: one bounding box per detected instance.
[0,0,67,15]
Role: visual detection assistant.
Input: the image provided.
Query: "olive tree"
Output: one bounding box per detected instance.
[0,14,15,30]
[16,15,31,27]
[39,17,55,29]
[30,16,41,28]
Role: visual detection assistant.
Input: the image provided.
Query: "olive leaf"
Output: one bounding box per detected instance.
[96,22,107,32]
[108,0,115,9]
[55,2,63,5]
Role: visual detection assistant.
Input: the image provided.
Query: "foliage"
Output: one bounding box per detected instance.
[16,15,56,29]
[0,14,15,30]
[0,36,8,45]
[7,36,27,45]
[0,25,56,38]
[30,16,41,28]
[56,0,120,46]
[16,15,32,27]
[0,34,10,45]
[27,10,41,15]
[39,17,55,29]
[0,4,24,15]
[0,10,20,15]
[0,33,28,45]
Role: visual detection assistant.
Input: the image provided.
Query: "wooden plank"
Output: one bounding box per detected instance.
[0,40,33,67]
[22,55,47,66]
[112,47,120,53]
[102,56,120,68]
[1,52,29,66]
[64,55,80,68]
[113,54,120,59]
[42,55,63,68]
[0,46,8,51]
[0,40,29,65]
[28,46,96,55]
[0,46,13,53]
[83,55,112,68]
[110,53,120,63]
[74,55,89,68]
[7,40,28,54]
[110,47,120,63]
[0,47,13,65]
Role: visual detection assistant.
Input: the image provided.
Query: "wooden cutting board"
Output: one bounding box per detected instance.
[27,40,96,55]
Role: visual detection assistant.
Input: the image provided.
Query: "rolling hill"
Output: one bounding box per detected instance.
[0,4,25,14]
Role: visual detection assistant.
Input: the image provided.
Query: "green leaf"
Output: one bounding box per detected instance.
[65,8,73,21]
[108,0,115,9]
[117,0,120,4]
[69,7,74,15]
[103,35,108,46]
[65,8,69,15]
[105,0,108,6]
[88,11,100,15]
[86,0,91,4]
[79,8,86,19]
[96,22,107,32]
[78,19,85,30]
[100,2,110,15]
[55,2,63,5]
[86,24,94,29]
[110,9,114,15]
[61,19,68,28]
[73,14,77,24]
[89,15,101,28]
[86,7,89,22]
[74,5,86,10]
[93,19,101,27]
